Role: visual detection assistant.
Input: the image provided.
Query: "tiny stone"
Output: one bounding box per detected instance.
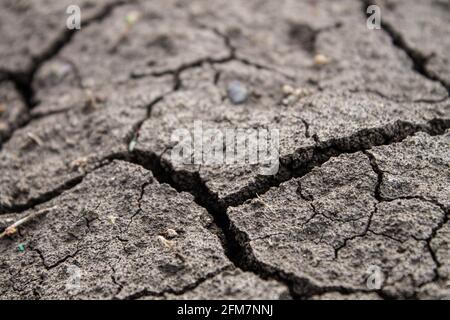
[69,157,88,171]
[314,54,330,66]
[165,228,178,239]
[108,215,117,224]
[227,80,248,105]
[5,226,18,237]
[17,244,25,252]
[282,84,294,95]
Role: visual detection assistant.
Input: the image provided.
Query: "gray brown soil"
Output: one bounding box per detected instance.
[0,0,449,300]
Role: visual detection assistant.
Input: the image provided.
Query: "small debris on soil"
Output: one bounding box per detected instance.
[128,133,138,152]
[108,215,117,225]
[282,84,295,95]
[17,244,25,252]
[256,193,276,216]
[313,53,330,66]
[227,80,249,104]
[0,103,5,115]
[3,226,18,237]
[281,84,312,105]
[83,90,106,111]
[69,157,89,173]
[26,132,44,147]
[157,235,175,249]
[164,228,178,239]
[110,11,141,53]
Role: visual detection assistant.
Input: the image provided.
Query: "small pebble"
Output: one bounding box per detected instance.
[227,80,248,105]
[281,85,312,105]
[165,228,178,239]
[108,215,117,225]
[314,54,330,66]
[282,84,294,95]
[27,132,44,146]
[5,226,18,237]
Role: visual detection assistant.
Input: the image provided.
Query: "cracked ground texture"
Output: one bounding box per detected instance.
[0,0,449,300]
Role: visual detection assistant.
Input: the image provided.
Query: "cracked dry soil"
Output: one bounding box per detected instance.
[0,0,449,300]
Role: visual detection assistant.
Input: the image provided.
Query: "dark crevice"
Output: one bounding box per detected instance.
[349,88,449,104]
[3,0,128,111]
[0,151,131,215]
[0,109,64,151]
[334,204,377,259]
[363,151,383,201]
[2,117,449,298]
[0,89,170,215]
[132,54,234,91]
[0,113,30,152]
[5,116,446,294]
[362,1,450,95]
[7,74,36,109]
[1,115,448,298]
[110,261,124,297]
[1,1,448,299]
[378,195,448,216]
[119,149,302,299]
[200,22,296,81]
[222,118,450,209]
[131,24,236,90]
[0,1,128,153]
[122,179,151,235]
[421,202,447,283]
[208,27,236,58]
[32,243,81,271]
[299,118,311,139]
[126,94,168,152]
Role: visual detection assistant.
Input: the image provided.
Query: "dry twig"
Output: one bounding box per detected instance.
[0,206,59,239]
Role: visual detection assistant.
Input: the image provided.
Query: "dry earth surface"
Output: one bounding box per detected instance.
[0,0,449,299]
